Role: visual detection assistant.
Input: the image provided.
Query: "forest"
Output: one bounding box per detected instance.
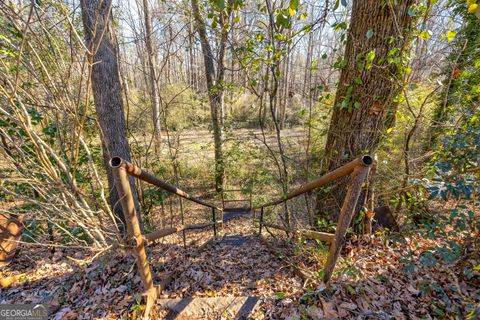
[0,0,479,319]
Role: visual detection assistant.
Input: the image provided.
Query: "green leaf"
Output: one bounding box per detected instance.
[387,48,399,56]
[346,85,353,95]
[302,23,311,32]
[0,49,15,58]
[341,0,347,7]
[333,0,340,10]
[216,0,225,10]
[333,58,347,69]
[366,29,374,39]
[446,30,456,41]
[419,30,432,41]
[333,21,348,31]
[366,50,375,62]
[211,16,218,29]
[289,0,299,11]
[276,11,292,28]
[275,292,286,299]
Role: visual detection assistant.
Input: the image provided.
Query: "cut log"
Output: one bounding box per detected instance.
[298,229,335,243]
[144,227,178,243]
[0,214,24,268]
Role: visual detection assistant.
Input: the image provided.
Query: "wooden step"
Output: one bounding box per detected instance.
[156,296,261,319]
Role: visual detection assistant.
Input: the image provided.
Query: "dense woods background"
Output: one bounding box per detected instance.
[0,0,479,318]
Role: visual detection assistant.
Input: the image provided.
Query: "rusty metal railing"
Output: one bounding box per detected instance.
[255,155,374,283]
[221,188,253,212]
[110,156,223,317]
[110,154,373,316]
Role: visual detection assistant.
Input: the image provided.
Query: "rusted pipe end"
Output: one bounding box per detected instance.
[361,155,374,166]
[110,156,124,168]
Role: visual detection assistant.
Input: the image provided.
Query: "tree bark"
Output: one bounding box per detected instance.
[302,2,315,98]
[280,43,291,129]
[142,0,162,151]
[80,0,141,234]
[188,20,197,89]
[191,0,228,192]
[317,0,415,221]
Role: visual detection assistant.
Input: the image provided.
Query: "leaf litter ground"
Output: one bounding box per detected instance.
[1,214,478,319]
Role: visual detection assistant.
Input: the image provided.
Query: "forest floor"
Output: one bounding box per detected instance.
[151,127,311,167]
[0,213,478,319]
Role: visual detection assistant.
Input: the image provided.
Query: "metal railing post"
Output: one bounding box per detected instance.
[259,207,264,234]
[212,207,217,237]
[221,209,224,232]
[111,161,154,295]
[322,164,371,283]
[365,162,377,235]
[249,189,253,211]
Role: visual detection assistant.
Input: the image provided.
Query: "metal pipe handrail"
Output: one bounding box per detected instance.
[109,153,374,316]
[254,155,373,209]
[222,189,250,193]
[110,157,222,211]
[221,185,253,211]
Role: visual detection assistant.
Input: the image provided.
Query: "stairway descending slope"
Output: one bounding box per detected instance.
[222,208,253,222]
[153,211,301,319]
[109,155,374,319]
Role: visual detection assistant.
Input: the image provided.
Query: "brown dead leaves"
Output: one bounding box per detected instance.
[1,214,478,319]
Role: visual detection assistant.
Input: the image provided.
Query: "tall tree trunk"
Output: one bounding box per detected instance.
[166,24,173,85]
[280,43,291,129]
[188,21,197,89]
[317,0,415,221]
[142,0,162,151]
[80,0,141,234]
[302,3,315,98]
[191,0,228,192]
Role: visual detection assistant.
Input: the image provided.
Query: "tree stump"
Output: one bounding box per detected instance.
[373,206,399,231]
[0,214,24,268]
